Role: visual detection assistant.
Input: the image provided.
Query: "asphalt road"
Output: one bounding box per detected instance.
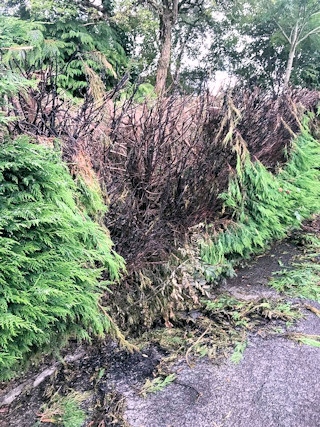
[122,241,320,427]
[124,311,320,427]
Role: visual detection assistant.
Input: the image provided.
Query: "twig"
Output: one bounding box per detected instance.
[98,303,139,353]
[0,351,85,407]
[185,327,210,367]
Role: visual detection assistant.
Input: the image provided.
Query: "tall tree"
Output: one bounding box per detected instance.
[116,0,214,94]
[216,0,320,90]
[135,0,179,94]
[272,0,320,88]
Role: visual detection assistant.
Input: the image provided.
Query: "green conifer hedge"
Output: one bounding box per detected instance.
[201,116,320,279]
[0,137,124,380]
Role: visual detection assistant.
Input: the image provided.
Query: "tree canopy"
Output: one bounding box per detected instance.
[1,0,128,98]
[1,0,320,95]
[211,0,320,91]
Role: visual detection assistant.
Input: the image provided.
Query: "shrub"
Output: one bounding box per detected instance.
[89,90,319,329]
[201,115,320,279]
[0,136,124,380]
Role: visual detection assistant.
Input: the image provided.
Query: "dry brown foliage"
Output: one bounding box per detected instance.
[87,88,319,271]
[3,72,319,328]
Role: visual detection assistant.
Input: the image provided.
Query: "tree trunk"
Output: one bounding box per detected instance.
[283,44,296,89]
[173,27,192,88]
[283,24,299,89]
[155,13,173,95]
[155,0,179,95]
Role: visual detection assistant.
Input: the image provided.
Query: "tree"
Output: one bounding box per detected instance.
[115,0,215,94]
[171,1,216,91]
[2,0,114,20]
[155,0,178,93]
[131,0,179,94]
[216,0,320,91]
[272,0,320,88]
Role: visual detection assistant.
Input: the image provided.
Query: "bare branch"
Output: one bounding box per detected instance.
[297,25,320,45]
[275,21,290,43]
[173,0,179,21]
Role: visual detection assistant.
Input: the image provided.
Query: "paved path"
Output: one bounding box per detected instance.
[123,312,320,427]
[122,241,320,427]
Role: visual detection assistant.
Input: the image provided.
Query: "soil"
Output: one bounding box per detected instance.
[0,221,319,427]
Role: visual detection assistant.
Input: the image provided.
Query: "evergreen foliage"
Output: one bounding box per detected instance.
[0,14,127,97]
[0,137,124,380]
[270,234,320,301]
[37,391,88,427]
[0,67,36,130]
[44,20,126,96]
[201,116,320,280]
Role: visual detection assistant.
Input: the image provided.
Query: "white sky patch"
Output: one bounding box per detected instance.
[209,71,237,94]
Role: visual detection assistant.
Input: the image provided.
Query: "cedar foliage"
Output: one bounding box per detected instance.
[0,137,124,380]
[201,115,320,279]
[0,14,126,97]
